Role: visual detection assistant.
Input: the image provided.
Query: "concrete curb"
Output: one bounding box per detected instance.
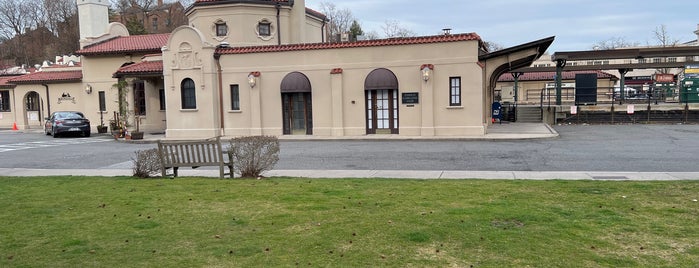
[1,168,697,181]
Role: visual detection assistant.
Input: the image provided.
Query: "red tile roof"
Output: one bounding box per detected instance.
[7,71,83,84]
[113,61,164,78]
[0,76,17,88]
[217,33,482,55]
[76,34,170,56]
[497,70,617,82]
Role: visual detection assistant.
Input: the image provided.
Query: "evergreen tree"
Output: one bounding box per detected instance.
[349,20,363,41]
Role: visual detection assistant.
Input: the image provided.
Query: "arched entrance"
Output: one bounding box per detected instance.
[281,72,313,135]
[24,91,42,129]
[365,68,399,134]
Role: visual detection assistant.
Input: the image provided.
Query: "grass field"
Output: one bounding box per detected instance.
[0,176,697,267]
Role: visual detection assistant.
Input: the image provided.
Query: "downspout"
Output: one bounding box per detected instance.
[43,84,50,122]
[11,88,17,127]
[321,19,326,43]
[214,52,224,136]
[276,3,281,45]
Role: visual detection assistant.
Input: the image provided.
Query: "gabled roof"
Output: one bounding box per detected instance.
[216,33,482,55]
[75,34,170,56]
[113,61,164,78]
[7,71,82,84]
[497,70,617,82]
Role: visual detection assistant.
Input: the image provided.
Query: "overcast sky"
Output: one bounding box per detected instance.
[304,0,698,53]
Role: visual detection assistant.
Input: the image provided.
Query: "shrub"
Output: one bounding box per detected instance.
[228,136,280,178]
[132,148,162,178]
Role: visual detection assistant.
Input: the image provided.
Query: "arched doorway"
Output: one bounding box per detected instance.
[365,68,399,134]
[281,72,313,135]
[24,91,42,128]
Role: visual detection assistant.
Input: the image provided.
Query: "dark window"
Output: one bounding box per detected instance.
[98,91,106,111]
[450,77,461,106]
[0,90,10,112]
[230,84,240,111]
[181,78,197,109]
[258,22,271,36]
[152,18,158,31]
[216,22,228,37]
[159,88,166,110]
[134,81,146,115]
[26,92,39,111]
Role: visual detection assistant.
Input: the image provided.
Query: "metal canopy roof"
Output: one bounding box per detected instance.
[552,46,699,61]
[514,46,699,73]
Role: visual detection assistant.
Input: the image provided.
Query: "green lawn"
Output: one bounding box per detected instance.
[0,177,697,267]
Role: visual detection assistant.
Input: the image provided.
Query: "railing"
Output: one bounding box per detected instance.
[534,86,673,106]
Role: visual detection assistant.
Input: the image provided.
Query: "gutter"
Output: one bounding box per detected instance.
[214,52,225,136]
[42,84,50,119]
[321,19,326,43]
[276,3,282,45]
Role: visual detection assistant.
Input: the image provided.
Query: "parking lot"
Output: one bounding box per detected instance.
[1,124,699,173]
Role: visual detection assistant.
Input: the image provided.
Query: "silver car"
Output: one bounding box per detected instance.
[45,111,91,138]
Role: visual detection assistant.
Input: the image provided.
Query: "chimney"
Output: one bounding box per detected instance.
[76,0,110,43]
[289,0,306,44]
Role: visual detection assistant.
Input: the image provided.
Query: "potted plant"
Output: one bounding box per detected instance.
[130,115,144,140]
[97,124,108,133]
[97,109,108,133]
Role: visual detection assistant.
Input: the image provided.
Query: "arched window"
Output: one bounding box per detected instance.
[364,68,399,134]
[181,78,196,109]
[280,72,313,135]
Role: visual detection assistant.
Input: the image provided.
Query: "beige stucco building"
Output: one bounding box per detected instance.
[0,0,553,139]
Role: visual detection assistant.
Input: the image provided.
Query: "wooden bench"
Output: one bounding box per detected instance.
[157,137,233,179]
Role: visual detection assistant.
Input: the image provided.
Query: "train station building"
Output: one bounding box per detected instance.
[0,0,553,138]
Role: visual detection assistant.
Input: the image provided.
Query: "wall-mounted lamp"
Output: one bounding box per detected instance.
[248,74,256,88]
[420,64,434,81]
[85,84,93,94]
[248,71,261,88]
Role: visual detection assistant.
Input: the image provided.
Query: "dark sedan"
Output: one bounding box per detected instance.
[45,111,91,138]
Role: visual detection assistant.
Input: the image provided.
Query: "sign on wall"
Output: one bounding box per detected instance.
[402,92,419,104]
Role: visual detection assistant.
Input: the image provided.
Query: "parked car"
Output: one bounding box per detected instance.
[45,111,91,138]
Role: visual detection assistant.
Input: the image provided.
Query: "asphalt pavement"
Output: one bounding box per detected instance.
[2,123,699,180]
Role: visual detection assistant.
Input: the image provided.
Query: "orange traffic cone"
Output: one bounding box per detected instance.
[12,122,18,131]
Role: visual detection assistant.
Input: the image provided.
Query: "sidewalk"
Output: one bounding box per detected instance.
[118,122,559,143]
[1,168,698,180]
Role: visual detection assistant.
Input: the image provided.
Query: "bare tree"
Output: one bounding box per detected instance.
[110,0,186,34]
[483,41,504,52]
[652,24,681,74]
[363,30,380,40]
[381,20,416,38]
[43,0,79,57]
[319,1,354,42]
[592,37,639,50]
[0,0,41,65]
[653,24,679,47]
[175,0,195,7]
[0,0,35,38]
[110,0,132,23]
